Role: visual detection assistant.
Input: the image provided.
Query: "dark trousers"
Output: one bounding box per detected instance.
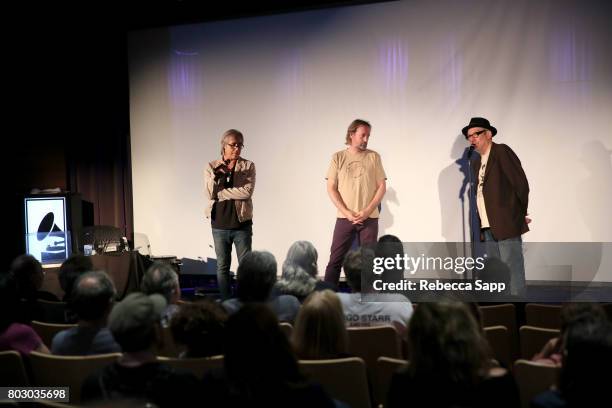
[324,218,378,285]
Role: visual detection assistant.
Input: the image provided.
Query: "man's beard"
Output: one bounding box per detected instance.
[359,143,367,150]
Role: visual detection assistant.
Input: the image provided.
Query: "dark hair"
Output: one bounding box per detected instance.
[342,247,375,292]
[236,251,277,302]
[224,303,303,393]
[560,303,607,334]
[406,300,492,387]
[58,255,93,301]
[170,299,227,357]
[559,319,612,406]
[141,262,179,304]
[375,235,405,288]
[10,254,43,297]
[0,272,20,331]
[70,271,116,321]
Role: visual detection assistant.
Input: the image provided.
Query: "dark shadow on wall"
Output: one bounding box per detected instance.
[438,134,483,261]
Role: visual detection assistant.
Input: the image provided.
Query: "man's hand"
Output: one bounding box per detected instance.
[526,213,532,224]
[342,210,361,224]
[352,209,372,225]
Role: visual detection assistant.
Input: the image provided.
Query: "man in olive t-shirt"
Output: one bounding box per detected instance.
[324,119,387,285]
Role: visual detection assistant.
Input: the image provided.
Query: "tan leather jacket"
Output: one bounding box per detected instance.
[204,157,255,223]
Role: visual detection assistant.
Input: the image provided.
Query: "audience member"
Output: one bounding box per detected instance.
[10,254,58,301]
[222,251,300,323]
[338,247,413,335]
[532,302,607,366]
[0,271,49,355]
[170,299,227,358]
[387,300,519,408]
[532,318,612,408]
[81,293,198,407]
[58,254,93,302]
[10,254,59,322]
[201,303,336,407]
[275,241,336,301]
[141,262,181,327]
[293,290,349,360]
[51,271,121,355]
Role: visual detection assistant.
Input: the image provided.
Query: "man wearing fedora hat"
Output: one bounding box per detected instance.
[463,117,530,297]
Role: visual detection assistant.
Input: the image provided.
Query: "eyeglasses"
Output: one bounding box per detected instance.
[467,129,487,139]
[226,143,244,149]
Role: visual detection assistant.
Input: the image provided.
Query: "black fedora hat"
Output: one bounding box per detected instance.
[462,117,497,137]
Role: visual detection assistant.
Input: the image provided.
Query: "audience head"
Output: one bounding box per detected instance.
[141,262,180,305]
[0,272,20,331]
[284,241,318,277]
[560,302,607,334]
[70,271,116,322]
[406,300,491,385]
[375,234,405,286]
[342,247,375,293]
[224,303,301,388]
[170,299,227,358]
[559,318,612,406]
[10,254,44,298]
[277,241,319,299]
[109,292,167,353]
[59,254,93,301]
[293,290,348,359]
[236,251,277,302]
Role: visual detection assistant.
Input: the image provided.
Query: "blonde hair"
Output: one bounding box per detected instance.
[220,129,244,156]
[292,290,348,359]
[345,119,371,145]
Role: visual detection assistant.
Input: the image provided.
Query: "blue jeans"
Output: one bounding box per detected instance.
[483,229,526,297]
[212,225,252,300]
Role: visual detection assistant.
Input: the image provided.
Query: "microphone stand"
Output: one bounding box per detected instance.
[467,147,476,281]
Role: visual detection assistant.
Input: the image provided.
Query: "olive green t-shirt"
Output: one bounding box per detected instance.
[326,149,386,218]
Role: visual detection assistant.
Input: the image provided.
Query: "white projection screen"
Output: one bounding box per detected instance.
[128,0,612,282]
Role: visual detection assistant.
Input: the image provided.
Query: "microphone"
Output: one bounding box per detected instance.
[467,145,475,159]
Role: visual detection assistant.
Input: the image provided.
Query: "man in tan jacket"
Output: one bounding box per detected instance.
[205,129,255,299]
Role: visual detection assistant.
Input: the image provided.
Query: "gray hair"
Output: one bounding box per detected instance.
[220,129,244,156]
[284,241,318,277]
[71,271,116,321]
[236,251,277,302]
[276,241,318,298]
[141,262,179,304]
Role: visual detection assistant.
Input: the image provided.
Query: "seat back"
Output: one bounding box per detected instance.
[484,325,512,369]
[525,304,562,329]
[279,322,293,339]
[480,303,518,360]
[155,326,182,358]
[157,355,224,379]
[27,351,120,404]
[514,359,560,408]
[519,325,560,360]
[30,320,77,348]
[37,300,69,324]
[347,325,402,372]
[299,357,371,408]
[0,350,29,386]
[375,357,407,407]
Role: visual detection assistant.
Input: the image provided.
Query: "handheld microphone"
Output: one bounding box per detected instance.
[467,145,475,159]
